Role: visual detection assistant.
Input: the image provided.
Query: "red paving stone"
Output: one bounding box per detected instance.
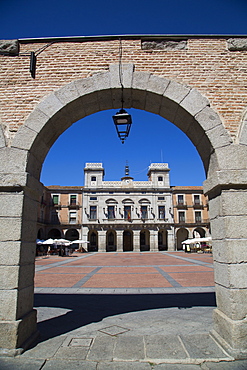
[169,272,215,287]
[41,267,95,274]
[35,252,214,289]
[160,266,213,272]
[99,267,157,273]
[35,273,87,287]
[82,273,173,288]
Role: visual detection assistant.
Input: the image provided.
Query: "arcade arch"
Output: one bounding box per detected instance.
[1,65,247,358]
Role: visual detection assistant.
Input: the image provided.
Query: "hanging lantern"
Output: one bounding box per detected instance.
[113,108,132,144]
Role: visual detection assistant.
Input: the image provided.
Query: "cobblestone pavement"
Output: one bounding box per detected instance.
[1,252,247,369]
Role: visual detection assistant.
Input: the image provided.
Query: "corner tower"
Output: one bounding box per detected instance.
[84,163,105,188]
[147,163,170,188]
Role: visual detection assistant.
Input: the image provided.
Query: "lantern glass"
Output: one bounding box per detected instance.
[113,108,132,143]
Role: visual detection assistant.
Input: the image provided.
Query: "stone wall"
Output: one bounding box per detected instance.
[0,36,247,142]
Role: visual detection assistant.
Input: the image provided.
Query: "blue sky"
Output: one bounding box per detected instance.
[1,0,246,186]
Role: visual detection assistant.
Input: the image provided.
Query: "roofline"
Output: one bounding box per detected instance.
[17,34,247,44]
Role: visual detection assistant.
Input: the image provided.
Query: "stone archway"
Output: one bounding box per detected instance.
[1,64,247,358]
[176,228,189,250]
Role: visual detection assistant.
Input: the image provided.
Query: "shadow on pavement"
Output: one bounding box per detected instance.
[33,292,216,345]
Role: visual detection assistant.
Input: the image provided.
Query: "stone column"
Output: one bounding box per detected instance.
[133,230,140,252]
[205,180,247,359]
[0,179,41,354]
[98,230,106,252]
[150,230,159,251]
[116,230,123,252]
[167,228,175,251]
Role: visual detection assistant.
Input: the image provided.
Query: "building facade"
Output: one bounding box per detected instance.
[37,163,210,251]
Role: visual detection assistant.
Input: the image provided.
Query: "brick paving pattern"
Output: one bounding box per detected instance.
[35,252,214,289]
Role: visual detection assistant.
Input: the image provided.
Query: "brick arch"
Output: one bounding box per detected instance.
[11,64,233,180]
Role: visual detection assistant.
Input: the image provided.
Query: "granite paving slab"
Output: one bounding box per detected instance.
[180,334,227,360]
[144,335,187,360]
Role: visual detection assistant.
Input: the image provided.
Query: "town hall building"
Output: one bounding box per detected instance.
[37,162,210,251]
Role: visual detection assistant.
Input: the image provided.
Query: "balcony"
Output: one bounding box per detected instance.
[176,202,187,209]
[176,218,210,225]
[50,202,61,209]
[193,202,204,209]
[68,202,80,209]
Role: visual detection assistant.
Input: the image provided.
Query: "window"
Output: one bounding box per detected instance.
[52,194,59,205]
[124,205,131,220]
[158,176,163,181]
[159,206,165,219]
[107,206,115,219]
[194,195,200,204]
[69,211,77,224]
[178,211,185,223]
[158,196,165,200]
[178,195,184,204]
[90,206,97,219]
[195,211,202,223]
[140,205,148,219]
[70,194,76,205]
[91,176,96,181]
[90,197,97,200]
[51,211,59,223]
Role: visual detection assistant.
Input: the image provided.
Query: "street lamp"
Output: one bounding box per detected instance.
[113,108,132,144]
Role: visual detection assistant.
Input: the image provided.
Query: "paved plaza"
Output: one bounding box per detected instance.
[1,252,247,369]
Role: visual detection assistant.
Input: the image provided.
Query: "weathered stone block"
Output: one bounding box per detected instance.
[109,63,134,89]
[164,80,190,104]
[145,91,163,115]
[204,169,247,195]
[0,290,18,320]
[159,96,178,123]
[142,39,187,51]
[195,106,223,131]
[228,38,247,51]
[212,308,247,353]
[214,261,247,288]
[180,88,210,116]
[54,81,80,105]
[214,144,247,170]
[210,215,247,240]
[80,92,100,116]
[132,71,150,91]
[131,88,147,110]
[92,71,111,91]
[0,193,24,217]
[173,106,195,133]
[37,93,64,118]
[147,74,169,95]
[0,309,37,349]
[97,89,113,111]
[24,108,50,133]
[11,125,38,151]
[205,124,232,149]
[215,284,247,320]
[0,148,28,174]
[0,266,19,289]
[0,217,22,241]
[0,40,19,56]
[212,239,247,264]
